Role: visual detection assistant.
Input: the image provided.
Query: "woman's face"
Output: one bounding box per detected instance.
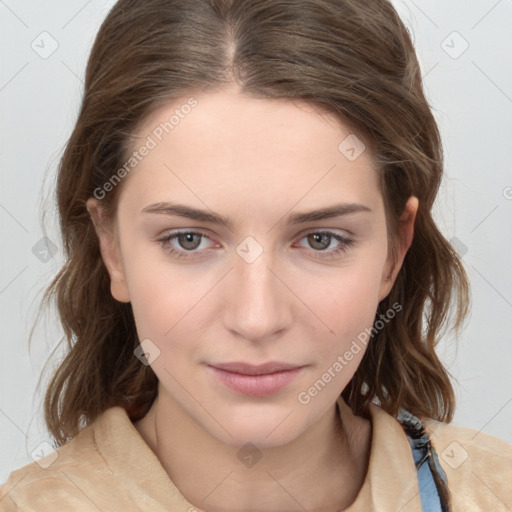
[88,87,416,448]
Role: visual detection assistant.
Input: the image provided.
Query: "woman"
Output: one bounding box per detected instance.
[1,0,510,511]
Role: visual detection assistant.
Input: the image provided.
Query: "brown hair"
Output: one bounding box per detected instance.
[34,0,470,447]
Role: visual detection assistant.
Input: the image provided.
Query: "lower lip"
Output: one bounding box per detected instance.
[208,366,305,397]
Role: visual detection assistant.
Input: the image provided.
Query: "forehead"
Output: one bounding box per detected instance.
[135,87,369,161]
[119,88,381,215]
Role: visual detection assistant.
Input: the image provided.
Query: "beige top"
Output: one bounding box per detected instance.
[1,397,511,511]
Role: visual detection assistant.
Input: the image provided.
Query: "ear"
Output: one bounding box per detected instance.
[86,197,131,303]
[378,196,419,302]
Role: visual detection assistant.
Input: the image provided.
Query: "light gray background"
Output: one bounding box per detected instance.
[1,0,511,484]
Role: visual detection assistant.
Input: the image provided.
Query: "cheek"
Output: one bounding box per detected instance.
[125,266,206,384]
[120,242,199,340]
[300,251,386,356]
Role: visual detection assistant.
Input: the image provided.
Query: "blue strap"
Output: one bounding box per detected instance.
[408,432,445,511]
[397,409,449,512]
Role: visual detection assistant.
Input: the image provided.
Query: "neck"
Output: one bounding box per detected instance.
[134,391,371,512]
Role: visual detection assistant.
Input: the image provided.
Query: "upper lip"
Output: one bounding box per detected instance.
[209,362,304,376]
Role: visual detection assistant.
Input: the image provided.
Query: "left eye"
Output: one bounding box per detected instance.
[298,232,345,251]
[156,230,354,260]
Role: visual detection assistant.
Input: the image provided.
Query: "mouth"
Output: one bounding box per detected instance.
[206,361,306,396]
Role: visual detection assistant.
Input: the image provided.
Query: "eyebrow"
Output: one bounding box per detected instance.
[140,201,372,229]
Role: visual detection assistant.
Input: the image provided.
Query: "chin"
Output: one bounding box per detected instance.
[199,400,311,449]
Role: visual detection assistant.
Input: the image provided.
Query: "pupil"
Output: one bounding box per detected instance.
[311,233,328,250]
[180,233,199,250]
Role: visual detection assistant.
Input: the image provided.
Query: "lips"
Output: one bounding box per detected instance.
[210,361,303,376]
[207,361,306,396]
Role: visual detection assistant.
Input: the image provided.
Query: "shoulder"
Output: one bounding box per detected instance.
[423,418,512,510]
[0,407,129,511]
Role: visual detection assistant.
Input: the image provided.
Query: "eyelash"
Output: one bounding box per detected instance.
[156,230,354,261]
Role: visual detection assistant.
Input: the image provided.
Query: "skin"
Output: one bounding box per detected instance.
[87,86,418,512]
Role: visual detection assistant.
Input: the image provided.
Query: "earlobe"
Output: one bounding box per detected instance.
[86,198,131,303]
[378,196,419,302]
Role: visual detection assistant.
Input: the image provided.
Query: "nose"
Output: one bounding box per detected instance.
[222,241,293,344]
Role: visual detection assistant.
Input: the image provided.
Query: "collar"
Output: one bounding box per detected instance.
[92,398,422,511]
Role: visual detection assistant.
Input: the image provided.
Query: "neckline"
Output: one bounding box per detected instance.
[92,397,422,511]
